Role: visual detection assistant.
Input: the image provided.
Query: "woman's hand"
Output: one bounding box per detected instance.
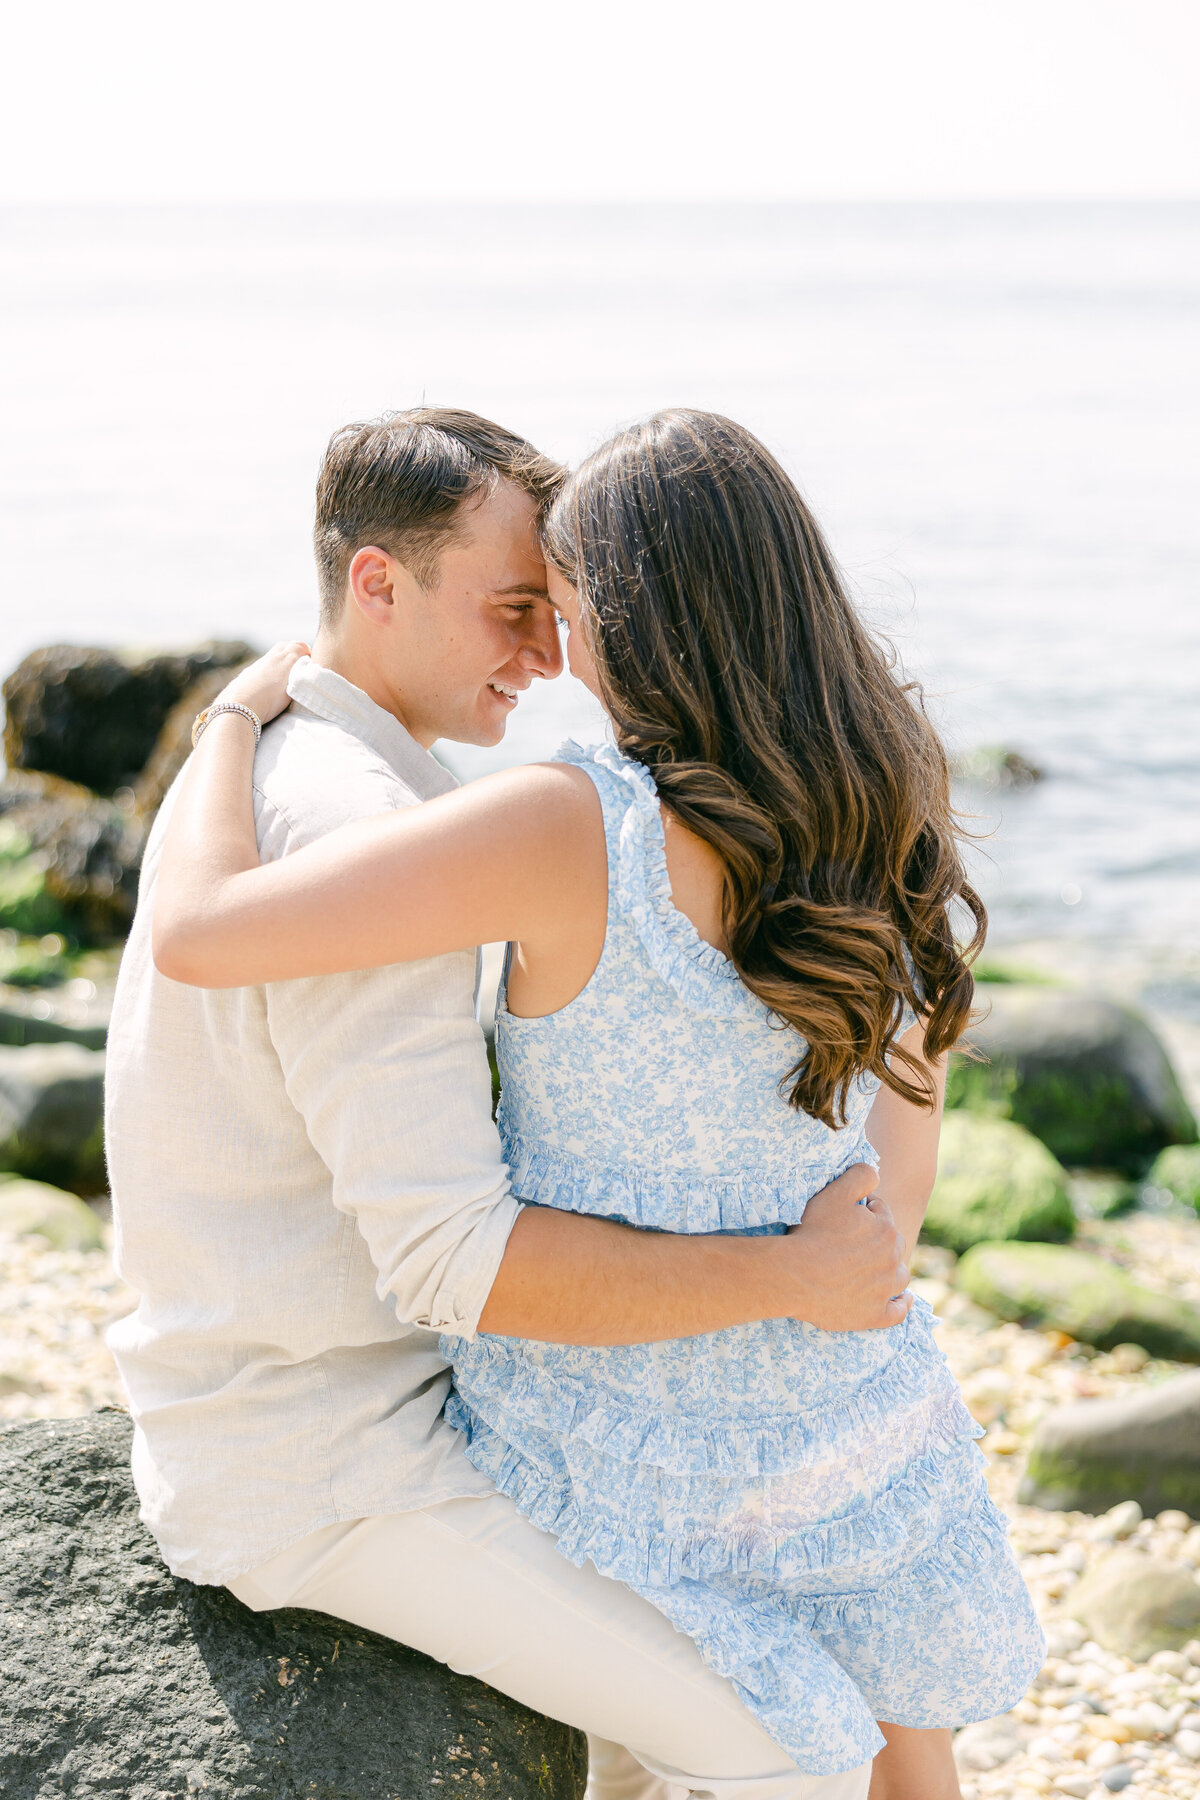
[212,640,310,728]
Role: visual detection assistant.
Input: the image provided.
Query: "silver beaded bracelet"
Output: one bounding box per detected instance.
[191,701,263,749]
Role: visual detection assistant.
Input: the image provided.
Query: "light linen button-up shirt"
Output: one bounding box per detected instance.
[106,660,520,1585]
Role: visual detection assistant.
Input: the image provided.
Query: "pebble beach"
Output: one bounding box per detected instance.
[5,1204,1200,1799]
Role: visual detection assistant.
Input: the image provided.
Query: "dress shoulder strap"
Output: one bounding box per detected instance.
[553,741,765,1022]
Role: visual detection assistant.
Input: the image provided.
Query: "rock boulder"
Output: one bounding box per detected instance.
[921,1111,1075,1253]
[0,1177,104,1251]
[3,641,255,796]
[1148,1144,1200,1215]
[0,1412,587,1800]
[0,771,146,942]
[1018,1370,1200,1517]
[0,1042,107,1193]
[956,1241,1200,1361]
[1063,1547,1200,1662]
[948,986,1197,1172]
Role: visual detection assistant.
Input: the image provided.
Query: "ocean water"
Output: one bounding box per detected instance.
[1,202,1197,974]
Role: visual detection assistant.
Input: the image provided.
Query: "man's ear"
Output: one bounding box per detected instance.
[347,546,401,624]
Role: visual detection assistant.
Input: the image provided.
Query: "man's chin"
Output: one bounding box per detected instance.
[438,711,510,750]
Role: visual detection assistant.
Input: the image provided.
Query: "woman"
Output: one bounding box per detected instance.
[154,410,1042,1797]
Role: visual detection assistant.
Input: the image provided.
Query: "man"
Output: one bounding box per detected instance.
[106,408,908,1800]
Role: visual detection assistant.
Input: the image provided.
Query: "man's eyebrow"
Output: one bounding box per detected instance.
[493,582,552,599]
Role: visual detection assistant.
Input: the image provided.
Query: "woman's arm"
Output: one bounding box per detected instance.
[153,654,604,989]
[865,1020,948,1258]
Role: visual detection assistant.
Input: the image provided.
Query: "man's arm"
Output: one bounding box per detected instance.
[479,1169,911,1342]
[265,942,910,1347]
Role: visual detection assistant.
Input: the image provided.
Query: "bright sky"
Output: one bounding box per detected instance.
[3,0,1198,203]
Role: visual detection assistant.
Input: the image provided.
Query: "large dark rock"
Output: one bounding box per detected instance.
[956,1240,1200,1361]
[0,1042,107,1194]
[948,986,1197,1172]
[0,1413,587,1800]
[4,641,255,796]
[1019,1370,1200,1517]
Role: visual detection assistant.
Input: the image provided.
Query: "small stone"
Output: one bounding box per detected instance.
[1053,1773,1093,1797]
[1110,1503,1146,1540]
[1113,1345,1152,1374]
[1089,1740,1123,1769]
[1156,1513,1192,1533]
[1173,1729,1200,1761]
[953,1714,1026,1772]
[1148,1652,1189,1676]
[1101,1767,1135,1792]
[1088,1717,1134,1743]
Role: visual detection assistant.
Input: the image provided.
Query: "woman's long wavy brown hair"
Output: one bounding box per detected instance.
[543,409,986,1127]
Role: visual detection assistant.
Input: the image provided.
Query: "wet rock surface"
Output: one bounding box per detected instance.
[923,1110,1076,1253]
[950,987,1197,1172]
[1020,1372,1200,1520]
[0,1412,587,1800]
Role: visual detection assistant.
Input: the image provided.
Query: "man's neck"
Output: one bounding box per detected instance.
[308,629,435,748]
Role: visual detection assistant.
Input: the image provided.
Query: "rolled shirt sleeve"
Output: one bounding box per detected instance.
[265,955,521,1339]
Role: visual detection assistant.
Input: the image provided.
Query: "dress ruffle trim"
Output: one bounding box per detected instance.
[442,1392,998,1590]
[558,739,765,1021]
[451,1307,975,1479]
[501,1131,879,1232]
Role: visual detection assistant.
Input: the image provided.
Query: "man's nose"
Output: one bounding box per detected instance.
[518,605,564,679]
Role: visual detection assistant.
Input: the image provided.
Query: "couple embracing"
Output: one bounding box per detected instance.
[106,406,1042,1800]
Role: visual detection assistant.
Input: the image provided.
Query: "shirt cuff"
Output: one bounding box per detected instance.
[408,1196,524,1342]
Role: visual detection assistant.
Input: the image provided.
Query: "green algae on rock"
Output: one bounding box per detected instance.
[1018,1369,1200,1518]
[0,1176,104,1252]
[0,1042,106,1194]
[947,986,1197,1172]
[956,1240,1200,1361]
[921,1111,1075,1254]
[1148,1144,1200,1215]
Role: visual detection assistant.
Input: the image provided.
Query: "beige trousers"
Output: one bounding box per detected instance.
[228,1490,871,1800]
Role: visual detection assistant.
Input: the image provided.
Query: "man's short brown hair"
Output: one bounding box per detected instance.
[313,408,566,623]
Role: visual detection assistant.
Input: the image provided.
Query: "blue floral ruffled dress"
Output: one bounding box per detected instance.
[443,741,1043,1777]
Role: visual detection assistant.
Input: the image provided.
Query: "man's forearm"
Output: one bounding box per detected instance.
[476,1204,791,1345]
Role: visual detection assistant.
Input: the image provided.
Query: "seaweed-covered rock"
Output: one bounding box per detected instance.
[0,1176,104,1251]
[0,1042,106,1194]
[956,1241,1200,1361]
[921,1112,1075,1253]
[0,771,146,941]
[1018,1370,1200,1518]
[1063,1547,1200,1662]
[1148,1144,1200,1215]
[0,1413,586,1800]
[948,986,1197,1172]
[3,641,255,795]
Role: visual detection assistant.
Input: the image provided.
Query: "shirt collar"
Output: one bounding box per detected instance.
[285,657,459,802]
